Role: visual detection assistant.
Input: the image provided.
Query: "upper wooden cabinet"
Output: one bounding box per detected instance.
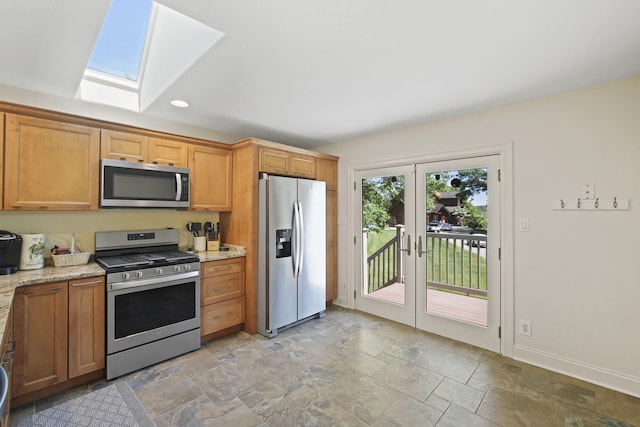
[259,147,317,179]
[101,130,188,167]
[100,130,147,163]
[148,137,188,167]
[188,144,233,211]
[4,114,100,211]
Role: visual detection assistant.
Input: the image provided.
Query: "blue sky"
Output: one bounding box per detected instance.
[87,0,153,81]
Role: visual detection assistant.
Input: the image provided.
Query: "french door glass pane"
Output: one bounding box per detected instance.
[424,168,488,326]
[361,175,405,305]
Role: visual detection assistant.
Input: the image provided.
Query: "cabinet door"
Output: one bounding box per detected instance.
[188,145,233,211]
[13,282,68,397]
[4,115,100,210]
[149,137,188,167]
[326,190,338,301]
[100,130,148,163]
[259,147,317,179]
[259,148,290,175]
[290,153,317,179]
[68,277,105,379]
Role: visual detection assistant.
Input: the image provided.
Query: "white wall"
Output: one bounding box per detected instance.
[317,76,640,397]
[0,83,240,143]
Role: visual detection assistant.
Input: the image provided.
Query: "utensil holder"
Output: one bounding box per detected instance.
[194,236,207,252]
[207,240,220,251]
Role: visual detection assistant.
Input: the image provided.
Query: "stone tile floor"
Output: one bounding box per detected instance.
[11,306,640,426]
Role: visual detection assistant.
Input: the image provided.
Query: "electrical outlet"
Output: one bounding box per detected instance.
[519,218,530,232]
[519,319,532,336]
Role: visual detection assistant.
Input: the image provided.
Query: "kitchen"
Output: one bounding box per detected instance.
[1,1,640,425]
[0,102,339,424]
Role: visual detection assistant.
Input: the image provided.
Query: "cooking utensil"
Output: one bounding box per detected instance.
[192,222,202,237]
[204,222,212,240]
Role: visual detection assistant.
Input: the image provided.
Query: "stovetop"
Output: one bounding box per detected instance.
[96,250,199,272]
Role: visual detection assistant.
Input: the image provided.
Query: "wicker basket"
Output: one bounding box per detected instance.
[52,252,91,267]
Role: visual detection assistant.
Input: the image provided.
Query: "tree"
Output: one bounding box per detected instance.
[456,169,487,203]
[362,176,404,231]
[425,172,451,212]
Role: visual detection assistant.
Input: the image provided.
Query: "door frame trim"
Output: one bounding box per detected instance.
[346,143,514,357]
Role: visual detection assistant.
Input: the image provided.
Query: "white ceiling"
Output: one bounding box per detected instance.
[1,0,640,149]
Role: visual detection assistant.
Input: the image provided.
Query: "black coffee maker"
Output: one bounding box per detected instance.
[0,231,22,275]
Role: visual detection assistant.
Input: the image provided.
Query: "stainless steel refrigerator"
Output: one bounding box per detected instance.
[258,173,326,338]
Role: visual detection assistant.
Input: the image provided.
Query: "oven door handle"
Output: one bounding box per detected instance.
[108,270,199,291]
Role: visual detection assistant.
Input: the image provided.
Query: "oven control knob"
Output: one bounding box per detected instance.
[122,272,130,280]
[135,271,143,278]
[184,264,191,271]
[156,268,163,275]
[174,265,181,273]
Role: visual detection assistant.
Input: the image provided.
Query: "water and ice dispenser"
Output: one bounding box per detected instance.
[275,229,292,258]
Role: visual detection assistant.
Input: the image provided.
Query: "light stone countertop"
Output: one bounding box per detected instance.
[192,245,246,262]
[0,245,245,352]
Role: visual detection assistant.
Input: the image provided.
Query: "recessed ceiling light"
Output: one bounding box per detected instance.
[170,99,189,108]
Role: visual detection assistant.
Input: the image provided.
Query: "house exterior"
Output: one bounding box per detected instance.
[429,191,461,224]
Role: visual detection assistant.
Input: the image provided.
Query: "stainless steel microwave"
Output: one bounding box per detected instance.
[100,159,190,208]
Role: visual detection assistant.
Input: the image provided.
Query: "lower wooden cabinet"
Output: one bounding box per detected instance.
[201,258,245,337]
[13,282,68,397]
[12,277,105,402]
[68,277,105,379]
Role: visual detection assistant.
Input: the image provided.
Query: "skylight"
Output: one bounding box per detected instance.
[79,1,225,112]
[87,0,153,82]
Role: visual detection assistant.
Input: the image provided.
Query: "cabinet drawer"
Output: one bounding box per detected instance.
[201,297,245,335]
[201,272,245,305]
[201,258,244,278]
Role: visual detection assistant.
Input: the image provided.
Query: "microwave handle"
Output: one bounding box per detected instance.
[175,173,182,201]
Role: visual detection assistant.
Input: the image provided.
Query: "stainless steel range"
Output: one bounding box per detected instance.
[95,228,201,380]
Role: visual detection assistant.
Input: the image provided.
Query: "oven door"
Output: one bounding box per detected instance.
[107,271,200,354]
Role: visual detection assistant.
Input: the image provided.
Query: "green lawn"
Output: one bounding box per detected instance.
[365,228,398,293]
[366,228,397,256]
[425,237,487,298]
[365,229,487,298]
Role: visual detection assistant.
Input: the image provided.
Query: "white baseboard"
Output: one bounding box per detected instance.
[513,344,640,398]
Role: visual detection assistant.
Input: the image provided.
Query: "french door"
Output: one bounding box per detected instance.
[355,156,501,352]
[354,165,416,326]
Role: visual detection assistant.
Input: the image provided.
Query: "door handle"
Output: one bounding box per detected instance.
[399,234,411,256]
[417,235,427,258]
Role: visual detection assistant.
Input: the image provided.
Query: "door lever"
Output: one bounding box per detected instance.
[399,234,411,256]
[417,235,427,258]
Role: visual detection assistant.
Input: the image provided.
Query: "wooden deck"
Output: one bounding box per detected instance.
[368,283,488,326]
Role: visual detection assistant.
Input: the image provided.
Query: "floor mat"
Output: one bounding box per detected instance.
[17,383,155,427]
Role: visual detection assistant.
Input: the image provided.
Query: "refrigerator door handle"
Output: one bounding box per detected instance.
[297,200,304,277]
[293,200,301,277]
